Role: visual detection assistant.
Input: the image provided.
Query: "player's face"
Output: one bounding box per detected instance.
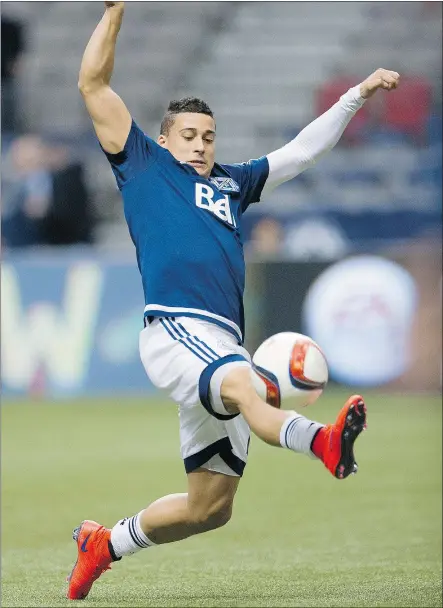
[157,113,216,178]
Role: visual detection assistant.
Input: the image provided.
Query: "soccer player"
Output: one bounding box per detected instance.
[67,1,400,600]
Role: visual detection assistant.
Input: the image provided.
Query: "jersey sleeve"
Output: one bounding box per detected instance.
[101,120,159,190]
[230,156,270,212]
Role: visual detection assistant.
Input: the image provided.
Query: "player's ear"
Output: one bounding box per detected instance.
[157,134,167,148]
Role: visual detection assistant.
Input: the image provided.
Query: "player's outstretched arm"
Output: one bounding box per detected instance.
[262,68,400,196]
[79,1,131,154]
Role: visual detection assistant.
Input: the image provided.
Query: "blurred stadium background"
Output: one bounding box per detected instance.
[1,2,442,607]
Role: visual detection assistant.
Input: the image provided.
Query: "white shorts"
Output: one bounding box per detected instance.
[139,316,252,477]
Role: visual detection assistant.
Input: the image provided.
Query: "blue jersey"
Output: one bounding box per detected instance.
[103,120,269,344]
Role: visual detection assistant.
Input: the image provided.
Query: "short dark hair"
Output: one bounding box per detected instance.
[160,97,214,136]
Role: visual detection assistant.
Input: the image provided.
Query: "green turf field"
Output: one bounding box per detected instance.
[2,391,442,607]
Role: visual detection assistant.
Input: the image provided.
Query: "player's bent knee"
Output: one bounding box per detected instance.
[221,366,257,412]
[191,504,232,531]
[189,496,234,531]
[199,356,252,418]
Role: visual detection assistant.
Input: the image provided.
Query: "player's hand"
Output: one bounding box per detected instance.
[104,1,124,9]
[359,69,400,99]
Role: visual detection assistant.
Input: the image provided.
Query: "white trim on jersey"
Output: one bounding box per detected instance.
[144,304,243,343]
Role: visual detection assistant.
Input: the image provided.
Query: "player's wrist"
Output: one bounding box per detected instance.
[359,82,370,100]
[350,84,366,104]
[104,1,125,18]
[339,85,366,113]
[105,1,124,9]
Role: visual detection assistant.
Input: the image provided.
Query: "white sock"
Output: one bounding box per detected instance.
[280,411,324,459]
[110,511,156,558]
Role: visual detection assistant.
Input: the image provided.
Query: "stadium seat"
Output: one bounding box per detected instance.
[362,128,414,147]
[426,114,443,147]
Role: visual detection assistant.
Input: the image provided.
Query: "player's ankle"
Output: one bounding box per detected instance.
[110,513,156,558]
[279,412,323,457]
[108,541,122,562]
[310,426,327,460]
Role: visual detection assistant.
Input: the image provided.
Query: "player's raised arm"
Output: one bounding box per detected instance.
[261,68,400,197]
[78,1,131,154]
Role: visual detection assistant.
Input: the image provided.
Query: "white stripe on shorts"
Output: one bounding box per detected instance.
[160,318,217,364]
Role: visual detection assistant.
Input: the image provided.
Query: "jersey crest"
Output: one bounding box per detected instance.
[209,176,240,193]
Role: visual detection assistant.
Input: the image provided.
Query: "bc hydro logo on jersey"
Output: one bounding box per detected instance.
[195,183,237,228]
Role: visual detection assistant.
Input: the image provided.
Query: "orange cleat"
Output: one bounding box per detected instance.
[66,520,115,600]
[317,395,367,479]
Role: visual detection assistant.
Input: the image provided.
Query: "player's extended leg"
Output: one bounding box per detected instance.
[220,367,367,480]
[67,469,239,600]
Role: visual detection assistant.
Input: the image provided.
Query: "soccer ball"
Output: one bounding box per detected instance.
[251,332,328,408]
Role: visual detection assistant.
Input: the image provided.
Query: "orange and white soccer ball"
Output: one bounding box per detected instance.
[251,332,328,408]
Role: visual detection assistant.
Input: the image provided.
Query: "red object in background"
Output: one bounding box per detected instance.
[316,77,371,143]
[317,75,433,143]
[382,76,432,141]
